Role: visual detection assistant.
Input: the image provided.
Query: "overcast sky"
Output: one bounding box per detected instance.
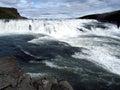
[0,0,120,19]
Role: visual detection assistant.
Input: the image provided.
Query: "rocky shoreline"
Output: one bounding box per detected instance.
[78,10,120,28]
[0,56,74,90]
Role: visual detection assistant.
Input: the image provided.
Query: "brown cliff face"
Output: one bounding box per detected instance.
[0,7,27,19]
[78,10,120,28]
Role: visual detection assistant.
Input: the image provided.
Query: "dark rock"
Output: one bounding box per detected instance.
[0,7,27,19]
[0,56,74,90]
[0,56,24,89]
[58,81,74,90]
[78,10,120,28]
[32,77,58,90]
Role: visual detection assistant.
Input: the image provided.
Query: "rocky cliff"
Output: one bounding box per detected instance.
[78,10,120,28]
[0,56,74,90]
[0,7,26,19]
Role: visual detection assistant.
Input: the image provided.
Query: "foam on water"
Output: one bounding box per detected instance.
[1,19,120,76]
[27,72,48,77]
[43,61,64,69]
[28,35,56,44]
[0,19,79,37]
[61,35,120,75]
[72,46,120,75]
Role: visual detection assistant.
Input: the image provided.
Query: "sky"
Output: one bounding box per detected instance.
[0,0,120,19]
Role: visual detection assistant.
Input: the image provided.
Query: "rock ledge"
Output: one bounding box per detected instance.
[0,56,74,90]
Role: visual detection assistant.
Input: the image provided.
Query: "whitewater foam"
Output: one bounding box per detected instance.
[43,60,67,69]
[28,35,56,44]
[1,19,120,76]
[72,47,120,75]
[0,19,98,37]
[27,72,47,77]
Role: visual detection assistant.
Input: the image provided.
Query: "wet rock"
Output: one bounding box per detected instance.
[0,56,24,89]
[79,10,120,28]
[0,56,74,90]
[41,77,58,90]
[58,81,74,90]
[32,77,58,90]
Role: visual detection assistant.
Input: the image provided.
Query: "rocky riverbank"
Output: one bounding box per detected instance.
[0,56,74,90]
[78,10,120,28]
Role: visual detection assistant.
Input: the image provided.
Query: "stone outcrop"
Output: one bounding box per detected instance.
[78,10,120,28]
[0,56,74,90]
[0,7,27,19]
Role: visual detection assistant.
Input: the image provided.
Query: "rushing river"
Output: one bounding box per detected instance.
[0,19,120,90]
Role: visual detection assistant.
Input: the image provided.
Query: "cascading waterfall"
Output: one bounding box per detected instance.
[1,19,120,90]
[0,19,118,37]
[0,19,120,76]
[0,19,79,36]
[0,19,99,37]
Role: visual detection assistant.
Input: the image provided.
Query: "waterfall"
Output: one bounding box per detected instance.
[0,19,111,38]
[0,20,80,37]
[0,19,120,75]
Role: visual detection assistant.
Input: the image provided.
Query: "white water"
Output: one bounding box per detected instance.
[1,19,120,75]
[0,19,82,37]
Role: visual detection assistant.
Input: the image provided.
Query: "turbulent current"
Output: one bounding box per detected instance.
[0,19,120,90]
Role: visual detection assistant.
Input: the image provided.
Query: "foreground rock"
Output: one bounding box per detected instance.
[0,56,74,90]
[78,10,120,28]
